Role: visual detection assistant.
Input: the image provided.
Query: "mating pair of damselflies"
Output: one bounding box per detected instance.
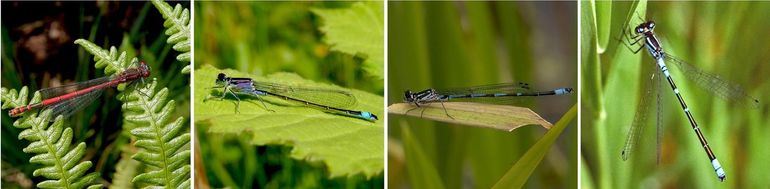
[209,73,378,121]
[618,12,759,182]
[8,61,151,119]
[402,83,574,118]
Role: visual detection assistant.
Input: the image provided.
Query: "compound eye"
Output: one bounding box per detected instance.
[143,65,151,77]
[217,73,226,81]
[636,27,644,33]
[404,90,415,100]
[648,22,655,29]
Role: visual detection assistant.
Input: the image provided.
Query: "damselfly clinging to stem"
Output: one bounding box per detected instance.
[8,61,151,119]
[209,73,378,121]
[403,83,573,118]
[618,11,760,182]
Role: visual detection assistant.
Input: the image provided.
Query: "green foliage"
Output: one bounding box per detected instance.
[194,65,383,178]
[152,0,192,73]
[194,1,383,94]
[76,39,191,188]
[312,1,384,80]
[1,89,102,189]
[581,1,770,188]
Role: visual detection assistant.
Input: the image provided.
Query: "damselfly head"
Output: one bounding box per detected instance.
[138,61,151,78]
[635,21,655,33]
[403,90,415,102]
[634,25,645,33]
[215,73,228,86]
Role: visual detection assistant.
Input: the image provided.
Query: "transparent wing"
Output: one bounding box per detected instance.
[434,83,535,104]
[434,82,531,95]
[665,54,760,108]
[254,82,358,109]
[622,71,659,161]
[38,76,112,99]
[655,73,663,164]
[46,89,104,120]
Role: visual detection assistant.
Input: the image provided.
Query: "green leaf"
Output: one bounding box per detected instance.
[595,1,613,52]
[194,64,384,178]
[312,1,384,80]
[579,0,602,118]
[491,104,576,189]
[151,0,191,74]
[388,102,552,131]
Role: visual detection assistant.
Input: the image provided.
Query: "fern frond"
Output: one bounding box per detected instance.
[122,80,191,187]
[1,87,30,109]
[1,88,102,189]
[75,39,191,188]
[74,39,131,76]
[151,0,191,74]
[109,152,141,189]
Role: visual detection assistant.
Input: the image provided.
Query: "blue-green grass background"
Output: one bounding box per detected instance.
[581,1,770,188]
[388,2,577,188]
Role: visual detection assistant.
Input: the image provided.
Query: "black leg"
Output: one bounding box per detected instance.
[404,103,421,116]
[254,94,274,112]
[619,30,645,54]
[439,102,455,119]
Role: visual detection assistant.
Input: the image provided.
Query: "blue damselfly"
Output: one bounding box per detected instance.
[619,15,760,182]
[403,83,573,118]
[211,73,378,121]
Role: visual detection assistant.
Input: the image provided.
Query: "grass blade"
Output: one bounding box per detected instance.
[401,124,445,189]
[491,104,576,188]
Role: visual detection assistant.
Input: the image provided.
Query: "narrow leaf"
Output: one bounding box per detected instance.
[401,124,446,189]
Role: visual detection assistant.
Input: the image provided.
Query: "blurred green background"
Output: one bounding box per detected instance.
[388,2,576,188]
[194,1,383,188]
[581,1,770,188]
[1,1,190,188]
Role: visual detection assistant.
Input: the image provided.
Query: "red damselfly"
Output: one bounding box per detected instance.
[9,61,150,118]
